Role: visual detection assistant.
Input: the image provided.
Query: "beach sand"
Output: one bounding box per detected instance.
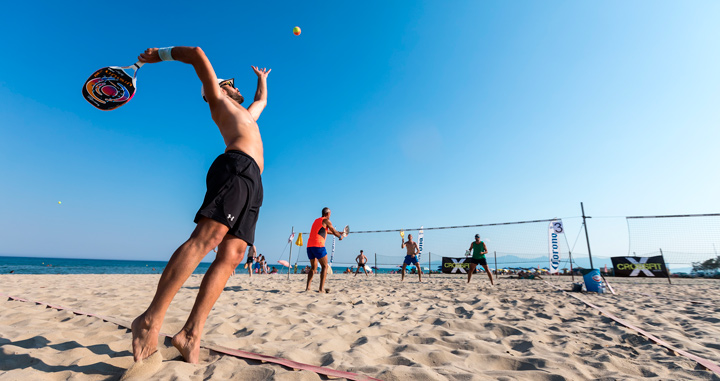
[1,273,719,380]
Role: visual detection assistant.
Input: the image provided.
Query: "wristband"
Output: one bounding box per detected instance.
[158,47,175,61]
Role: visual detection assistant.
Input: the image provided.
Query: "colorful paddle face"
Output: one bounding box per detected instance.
[82,62,143,110]
[400,230,405,238]
[342,225,349,238]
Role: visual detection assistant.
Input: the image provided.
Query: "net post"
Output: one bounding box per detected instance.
[288,227,293,280]
[374,253,377,277]
[494,251,498,280]
[569,251,574,282]
[659,248,672,285]
[581,202,595,269]
[428,252,431,279]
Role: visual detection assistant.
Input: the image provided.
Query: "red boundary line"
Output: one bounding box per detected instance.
[0,292,381,381]
[543,282,720,376]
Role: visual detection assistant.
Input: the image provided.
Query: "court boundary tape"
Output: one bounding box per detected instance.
[0,292,381,381]
[542,282,720,376]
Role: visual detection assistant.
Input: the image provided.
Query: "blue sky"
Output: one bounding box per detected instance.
[1,1,718,268]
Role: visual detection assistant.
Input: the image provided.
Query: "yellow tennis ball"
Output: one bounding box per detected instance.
[58,201,62,204]
[293,26,301,36]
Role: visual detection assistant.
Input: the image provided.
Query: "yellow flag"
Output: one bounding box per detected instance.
[295,232,303,246]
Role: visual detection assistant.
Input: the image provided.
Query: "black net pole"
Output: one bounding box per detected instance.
[494,251,498,280]
[660,248,672,285]
[581,202,595,269]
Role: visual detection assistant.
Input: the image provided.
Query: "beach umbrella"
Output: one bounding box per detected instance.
[278,260,290,267]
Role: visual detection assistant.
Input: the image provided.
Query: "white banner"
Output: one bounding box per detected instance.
[548,219,564,274]
[331,236,336,264]
[418,226,424,262]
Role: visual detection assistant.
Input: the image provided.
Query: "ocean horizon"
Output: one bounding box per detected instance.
[1,254,691,275]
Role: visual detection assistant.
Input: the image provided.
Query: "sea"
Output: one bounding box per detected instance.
[0,256,419,275]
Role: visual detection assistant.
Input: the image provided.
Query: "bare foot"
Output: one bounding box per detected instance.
[172,329,201,364]
[131,313,160,362]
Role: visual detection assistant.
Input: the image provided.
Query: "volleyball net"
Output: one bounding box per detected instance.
[288,218,573,274]
[626,213,720,274]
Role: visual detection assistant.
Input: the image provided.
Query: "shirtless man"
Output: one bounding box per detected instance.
[401,234,422,282]
[306,207,344,292]
[354,250,369,277]
[245,245,257,277]
[131,46,270,364]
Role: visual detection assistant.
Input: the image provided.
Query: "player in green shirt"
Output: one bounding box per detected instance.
[468,234,494,285]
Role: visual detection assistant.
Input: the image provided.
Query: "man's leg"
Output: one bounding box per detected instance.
[305,258,317,291]
[481,263,494,285]
[401,264,407,281]
[354,264,361,276]
[318,255,329,292]
[247,260,252,277]
[171,233,246,363]
[468,263,477,283]
[132,217,228,362]
[417,262,422,282]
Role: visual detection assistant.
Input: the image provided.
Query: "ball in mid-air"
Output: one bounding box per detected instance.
[58,201,62,205]
[293,26,301,36]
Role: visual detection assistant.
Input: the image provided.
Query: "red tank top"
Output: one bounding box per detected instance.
[307,217,328,247]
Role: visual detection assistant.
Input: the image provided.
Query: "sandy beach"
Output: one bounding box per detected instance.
[1,273,719,380]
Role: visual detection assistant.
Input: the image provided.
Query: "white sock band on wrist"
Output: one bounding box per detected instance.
[158,47,175,61]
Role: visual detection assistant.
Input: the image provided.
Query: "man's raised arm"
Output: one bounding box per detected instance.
[138,46,223,104]
[248,66,271,121]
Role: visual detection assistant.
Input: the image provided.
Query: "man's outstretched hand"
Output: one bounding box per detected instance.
[252,66,271,79]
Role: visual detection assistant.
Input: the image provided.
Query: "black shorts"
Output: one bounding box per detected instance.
[194,150,263,245]
[246,256,255,264]
[468,257,487,266]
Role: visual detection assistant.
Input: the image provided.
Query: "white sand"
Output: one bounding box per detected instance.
[1,273,719,380]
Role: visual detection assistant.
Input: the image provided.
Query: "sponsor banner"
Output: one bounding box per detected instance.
[418,226,424,262]
[331,237,335,264]
[548,219,564,274]
[611,256,668,277]
[442,257,473,274]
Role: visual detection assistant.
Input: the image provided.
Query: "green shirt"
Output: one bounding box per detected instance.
[472,241,486,259]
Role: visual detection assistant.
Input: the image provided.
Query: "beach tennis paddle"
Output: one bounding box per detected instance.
[82,62,144,110]
[342,225,349,238]
[400,230,405,239]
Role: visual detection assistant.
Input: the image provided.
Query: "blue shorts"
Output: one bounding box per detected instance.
[403,255,419,266]
[307,246,328,260]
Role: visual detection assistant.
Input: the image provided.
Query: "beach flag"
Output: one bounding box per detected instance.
[331,236,335,264]
[548,219,564,274]
[295,233,303,246]
[327,236,335,275]
[418,226,424,262]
